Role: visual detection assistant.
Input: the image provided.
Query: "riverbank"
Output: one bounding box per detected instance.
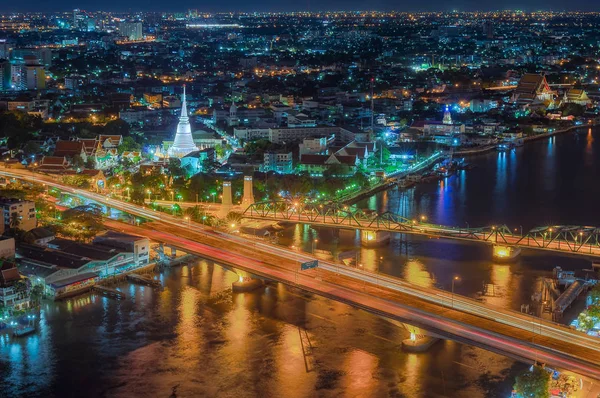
[54,262,158,300]
[342,152,444,205]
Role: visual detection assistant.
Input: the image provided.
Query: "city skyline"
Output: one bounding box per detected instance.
[3,3,600,12]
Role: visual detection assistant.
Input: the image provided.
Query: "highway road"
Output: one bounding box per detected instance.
[3,167,600,381]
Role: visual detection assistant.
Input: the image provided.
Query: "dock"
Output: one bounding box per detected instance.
[126,273,162,288]
[93,285,126,299]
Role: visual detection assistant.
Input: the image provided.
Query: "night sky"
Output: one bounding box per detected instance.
[2,0,600,13]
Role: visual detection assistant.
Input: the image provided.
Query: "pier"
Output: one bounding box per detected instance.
[126,273,162,288]
[93,285,126,299]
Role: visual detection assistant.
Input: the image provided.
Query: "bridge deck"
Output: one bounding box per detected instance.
[109,220,600,381]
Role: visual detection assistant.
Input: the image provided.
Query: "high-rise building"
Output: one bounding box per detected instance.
[0,40,12,59]
[0,59,10,90]
[23,64,45,90]
[73,9,86,30]
[117,22,143,41]
[11,56,45,91]
[482,21,494,39]
[168,86,197,158]
[11,48,52,67]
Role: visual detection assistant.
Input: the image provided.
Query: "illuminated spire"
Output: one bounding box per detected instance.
[181,84,188,119]
[168,84,197,158]
[443,105,452,125]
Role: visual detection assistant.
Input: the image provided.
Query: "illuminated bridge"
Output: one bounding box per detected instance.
[3,168,600,380]
[243,200,600,257]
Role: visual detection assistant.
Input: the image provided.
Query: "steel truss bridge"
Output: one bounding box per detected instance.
[243,200,600,256]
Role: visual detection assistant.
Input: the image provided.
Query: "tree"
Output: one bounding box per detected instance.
[513,366,550,398]
[9,212,21,232]
[324,164,352,178]
[104,119,131,136]
[22,141,42,155]
[562,103,585,117]
[30,285,44,306]
[118,136,142,153]
[214,144,225,158]
[72,154,85,170]
[201,158,220,173]
[85,157,96,169]
[130,189,146,205]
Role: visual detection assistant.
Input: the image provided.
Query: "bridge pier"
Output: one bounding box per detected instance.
[361,230,391,247]
[401,324,440,352]
[492,244,521,262]
[232,274,264,292]
[218,181,233,218]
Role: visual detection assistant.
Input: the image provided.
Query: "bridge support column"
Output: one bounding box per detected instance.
[218,181,233,218]
[492,244,521,262]
[105,206,111,217]
[241,176,255,209]
[361,230,391,247]
[401,324,440,352]
[232,274,264,292]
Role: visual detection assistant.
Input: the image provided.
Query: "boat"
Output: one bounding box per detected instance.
[13,326,36,337]
[496,143,514,152]
[397,178,415,189]
[405,174,422,183]
[436,167,453,178]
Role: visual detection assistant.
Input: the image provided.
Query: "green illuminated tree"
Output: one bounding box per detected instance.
[513,366,550,398]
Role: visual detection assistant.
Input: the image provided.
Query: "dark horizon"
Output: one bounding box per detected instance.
[2,2,600,14]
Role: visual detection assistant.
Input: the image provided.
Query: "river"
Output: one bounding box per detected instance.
[3,128,599,397]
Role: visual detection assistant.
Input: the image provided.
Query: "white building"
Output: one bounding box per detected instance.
[117,22,143,41]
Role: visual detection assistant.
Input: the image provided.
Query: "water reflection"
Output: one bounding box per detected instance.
[0,259,522,396]
[403,258,434,288]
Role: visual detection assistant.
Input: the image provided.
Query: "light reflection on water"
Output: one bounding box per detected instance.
[0,259,521,397]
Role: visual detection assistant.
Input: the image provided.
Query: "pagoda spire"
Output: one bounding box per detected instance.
[167,84,197,158]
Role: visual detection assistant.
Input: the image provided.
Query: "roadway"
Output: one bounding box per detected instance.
[108,219,600,382]
[3,167,600,381]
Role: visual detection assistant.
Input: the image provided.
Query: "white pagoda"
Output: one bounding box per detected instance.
[168,85,197,158]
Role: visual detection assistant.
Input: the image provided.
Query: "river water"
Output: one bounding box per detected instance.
[2,128,598,397]
[0,260,521,397]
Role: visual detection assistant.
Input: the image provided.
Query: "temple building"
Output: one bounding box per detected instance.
[562,89,591,106]
[411,106,465,136]
[168,85,198,158]
[512,73,555,107]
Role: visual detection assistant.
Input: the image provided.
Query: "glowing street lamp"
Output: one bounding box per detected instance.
[451,276,460,309]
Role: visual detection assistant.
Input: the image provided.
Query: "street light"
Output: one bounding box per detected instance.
[184,216,190,229]
[420,214,427,222]
[451,276,460,309]
[211,192,216,203]
[147,189,152,201]
[312,239,318,254]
